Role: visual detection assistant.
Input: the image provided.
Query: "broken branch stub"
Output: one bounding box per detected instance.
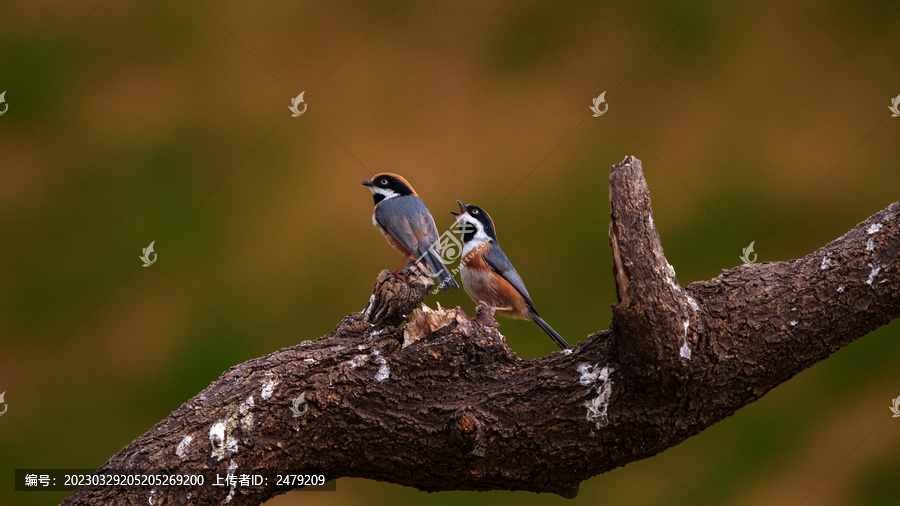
[608,156,704,373]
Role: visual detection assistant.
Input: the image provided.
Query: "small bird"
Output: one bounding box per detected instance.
[451,201,569,349]
[362,173,458,291]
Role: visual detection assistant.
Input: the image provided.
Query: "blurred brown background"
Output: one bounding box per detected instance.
[1,0,899,504]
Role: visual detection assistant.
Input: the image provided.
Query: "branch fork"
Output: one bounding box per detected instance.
[65,157,900,505]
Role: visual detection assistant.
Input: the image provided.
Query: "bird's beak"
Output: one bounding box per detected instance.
[361,180,373,187]
[450,200,466,216]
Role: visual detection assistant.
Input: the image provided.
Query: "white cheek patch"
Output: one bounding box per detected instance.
[460,218,492,258]
[371,187,399,200]
[460,215,490,242]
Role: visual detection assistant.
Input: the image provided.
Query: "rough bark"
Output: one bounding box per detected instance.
[63,156,900,505]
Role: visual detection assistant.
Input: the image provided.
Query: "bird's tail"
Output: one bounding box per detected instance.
[532,314,570,349]
[416,244,459,291]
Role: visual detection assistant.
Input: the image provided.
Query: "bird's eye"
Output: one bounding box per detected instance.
[471,209,479,215]
[379,178,388,186]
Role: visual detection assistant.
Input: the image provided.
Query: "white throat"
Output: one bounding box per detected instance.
[458,214,492,256]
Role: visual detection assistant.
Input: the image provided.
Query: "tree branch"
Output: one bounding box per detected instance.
[64,156,900,505]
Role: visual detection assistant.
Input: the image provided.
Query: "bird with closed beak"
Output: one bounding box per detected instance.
[451,201,569,349]
[362,173,458,291]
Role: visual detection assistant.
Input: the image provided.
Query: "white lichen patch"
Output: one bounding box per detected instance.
[867,223,882,234]
[665,262,679,290]
[349,354,369,368]
[679,340,692,359]
[245,395,254,408]
[237,400,254,431]
[303,358,315,363]
[583,366,613,429]
[685,294,700,312]
[209,400,253,461]
[820,253,832,270]
[149,489,156,505]
[837,285,844,293]
[209,422,227,461]
[680,320,692,360]
[373,350,390,382]
[224,459,238,503]
[261,380,278,400]
[867,263,882,285]
[789,320,798,327]
[175,435,193,459]
[577,363,603,386]
[867,238,875,251]
[224,436,238,457]
[561,348,573,356]
[649,215,655,229]
[362,293,376,320]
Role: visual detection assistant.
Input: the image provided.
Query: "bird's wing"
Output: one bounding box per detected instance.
[375,196,439,257]
[482,244,535,308]
[413,199,441,253]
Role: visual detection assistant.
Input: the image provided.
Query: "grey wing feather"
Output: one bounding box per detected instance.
[484,244,567,348]
[375,196,458,291]
[482,245,534,307]
[374,196,440,256]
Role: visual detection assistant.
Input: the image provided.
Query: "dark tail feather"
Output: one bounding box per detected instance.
[532,314,570,349]
[420,248,459,291]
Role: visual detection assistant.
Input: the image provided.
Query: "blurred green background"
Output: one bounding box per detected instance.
[2,0,899,504]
